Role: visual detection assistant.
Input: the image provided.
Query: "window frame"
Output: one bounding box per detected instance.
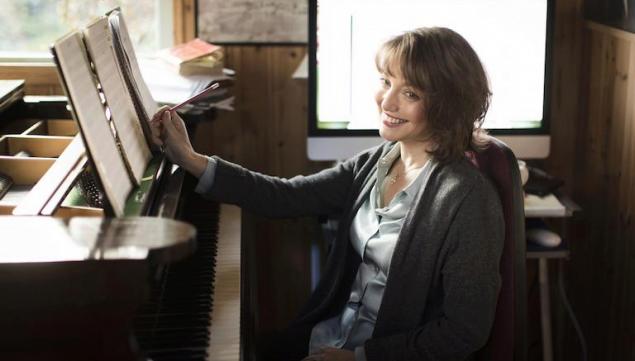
[0,0,195,95]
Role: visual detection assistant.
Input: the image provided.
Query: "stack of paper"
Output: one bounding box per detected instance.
[108,8,159,151]
[84,16,152,184]
[524,193,566,217]
[139,57,233,107]
[52,31,133,217]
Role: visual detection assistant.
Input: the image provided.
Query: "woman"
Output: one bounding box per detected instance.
[152,27,504,361]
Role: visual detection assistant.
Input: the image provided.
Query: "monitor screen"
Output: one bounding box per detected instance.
[309,0,554,160]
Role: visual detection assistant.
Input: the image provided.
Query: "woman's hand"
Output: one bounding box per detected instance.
[150,106,207,178]
[302,347,355,361]
[149,106,168,149]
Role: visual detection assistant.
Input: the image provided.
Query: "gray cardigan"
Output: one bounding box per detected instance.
[204,142,504,361]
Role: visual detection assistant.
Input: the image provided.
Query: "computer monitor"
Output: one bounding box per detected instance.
[308,0,555,161]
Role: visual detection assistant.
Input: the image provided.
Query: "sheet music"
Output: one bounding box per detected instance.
[108,10,158,140]
[52,31,132,216]
[84,16,152,184]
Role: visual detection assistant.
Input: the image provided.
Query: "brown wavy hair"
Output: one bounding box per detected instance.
[375,27,491,163]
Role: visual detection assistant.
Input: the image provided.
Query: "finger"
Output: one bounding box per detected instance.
[161,108,172,122]
[151,137,163,147]
[162,112,178,136]
[152,105,170,122]
[161,111,178,137]
[151,128,163,146]
[169,111,188,135]
[150,118,163,136]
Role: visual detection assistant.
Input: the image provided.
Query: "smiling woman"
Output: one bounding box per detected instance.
[374,28,491,164]
[150,26,506,361]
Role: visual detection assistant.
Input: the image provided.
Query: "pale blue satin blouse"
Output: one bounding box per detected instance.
[308,144,437,360]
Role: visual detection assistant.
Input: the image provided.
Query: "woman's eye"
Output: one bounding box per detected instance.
[380,78,390,87]
[404,90,419,99]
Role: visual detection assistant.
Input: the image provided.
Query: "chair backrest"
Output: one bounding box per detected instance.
[466,136,526,361]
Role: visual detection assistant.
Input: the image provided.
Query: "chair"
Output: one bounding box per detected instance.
[466,136,527,361]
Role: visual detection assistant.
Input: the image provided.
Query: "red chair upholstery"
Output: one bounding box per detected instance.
[466,136,527,361]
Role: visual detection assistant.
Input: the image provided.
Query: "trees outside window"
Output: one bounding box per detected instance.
[0,0,161,58]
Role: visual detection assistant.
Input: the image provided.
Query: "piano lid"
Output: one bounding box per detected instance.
[0,216,196,264]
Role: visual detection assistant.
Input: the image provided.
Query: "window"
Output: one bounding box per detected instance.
[0,0,173,61]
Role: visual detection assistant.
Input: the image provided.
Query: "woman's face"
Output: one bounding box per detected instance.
[375,66,428,144]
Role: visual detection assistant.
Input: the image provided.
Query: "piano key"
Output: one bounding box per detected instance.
[134,195,222,361]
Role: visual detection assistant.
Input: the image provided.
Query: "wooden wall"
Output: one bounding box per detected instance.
[0,64,62,95]
[543,0,587,359]
[546,15,635,361]
[191,45,330,348]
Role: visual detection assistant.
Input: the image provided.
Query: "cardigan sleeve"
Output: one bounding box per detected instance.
[364,179,504,361]
[194,156,217,194]
[199,155,359,218]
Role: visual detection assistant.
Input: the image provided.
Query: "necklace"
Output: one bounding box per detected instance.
[387,165,424,185]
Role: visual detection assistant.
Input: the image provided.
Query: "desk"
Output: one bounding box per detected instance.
[524,192,581,361]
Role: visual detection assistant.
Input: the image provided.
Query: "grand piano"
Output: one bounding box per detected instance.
[0,82,243,360]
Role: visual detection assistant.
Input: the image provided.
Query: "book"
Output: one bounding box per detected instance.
[51,31,133,217]
[84,16,152,185]
[158,38,224,76]
[178,54,224,76]
[159,38,222,64]
[107,8,160,151]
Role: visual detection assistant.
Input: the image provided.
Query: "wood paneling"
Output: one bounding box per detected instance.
[546,1,635,357]
[543,0,587,358]
[568,22,635,360]
[173,0,196,44]
[192,46,329,342]
[0,63,62,95]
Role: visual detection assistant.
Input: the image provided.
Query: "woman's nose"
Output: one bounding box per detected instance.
[381,90,399,112]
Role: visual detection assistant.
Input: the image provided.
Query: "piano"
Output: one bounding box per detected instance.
[0,95,243,361]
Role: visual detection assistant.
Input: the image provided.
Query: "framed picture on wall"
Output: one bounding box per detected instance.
[197,0,308,44]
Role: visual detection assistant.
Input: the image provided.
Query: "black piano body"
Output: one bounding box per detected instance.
[0,97,243,361]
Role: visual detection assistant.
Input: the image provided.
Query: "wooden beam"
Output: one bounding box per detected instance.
[586,20,635,42]
[173,0,196,44]
[0,63,62,95]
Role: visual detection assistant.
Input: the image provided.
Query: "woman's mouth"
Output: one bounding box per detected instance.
[382,114,407,127]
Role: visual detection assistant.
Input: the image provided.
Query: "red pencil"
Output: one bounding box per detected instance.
[168,82,220,111]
